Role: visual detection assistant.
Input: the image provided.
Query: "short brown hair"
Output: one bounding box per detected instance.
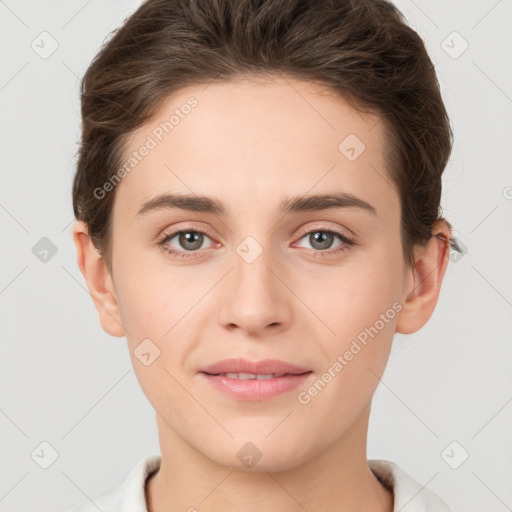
[72,0,461,272]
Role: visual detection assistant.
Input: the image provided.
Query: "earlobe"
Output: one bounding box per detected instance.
[395,221,451,335]
[72,220,126,338]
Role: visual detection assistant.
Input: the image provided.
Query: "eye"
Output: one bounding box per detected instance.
[157,228,215,259]
[156,226,355,260]
[293,228,355,256]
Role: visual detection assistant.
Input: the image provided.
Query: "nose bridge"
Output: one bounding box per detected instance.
[218,232,290,332]
[234,233,279,300]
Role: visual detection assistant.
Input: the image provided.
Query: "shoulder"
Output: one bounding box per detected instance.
[368,459,452,512]
[65,455,161,512]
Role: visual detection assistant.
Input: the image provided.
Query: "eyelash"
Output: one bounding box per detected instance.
[156,227,355,260]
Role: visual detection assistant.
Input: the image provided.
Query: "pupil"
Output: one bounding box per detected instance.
[180,231,203,250]
[311,231,332,250]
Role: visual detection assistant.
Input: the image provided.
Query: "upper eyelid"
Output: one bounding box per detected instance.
[295,222,353,238]
[162,224,349,237]
[160,224,353,247]
[160,227,215,245]
[160,224,214,240]
[162,219,353,237]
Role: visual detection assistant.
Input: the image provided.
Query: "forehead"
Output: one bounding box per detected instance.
[113,76,398,224]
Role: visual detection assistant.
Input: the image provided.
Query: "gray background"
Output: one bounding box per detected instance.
[1,1,511,511]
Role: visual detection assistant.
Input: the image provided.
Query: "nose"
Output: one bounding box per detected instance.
[218,242,293,337]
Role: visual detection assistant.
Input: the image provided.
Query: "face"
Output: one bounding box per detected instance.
[105,76,410,470]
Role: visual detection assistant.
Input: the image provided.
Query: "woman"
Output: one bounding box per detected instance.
[70,0,460,510]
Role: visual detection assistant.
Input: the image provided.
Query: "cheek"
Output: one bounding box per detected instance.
[112,261,208,390]
[296,285,398,430]
[305,251,402,372]
[113,255,196,339]
[307,258,399,328]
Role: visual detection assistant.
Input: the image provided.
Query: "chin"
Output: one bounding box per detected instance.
[203,437,310,473]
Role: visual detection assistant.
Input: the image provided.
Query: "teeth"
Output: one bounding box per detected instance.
[222,372,287,380]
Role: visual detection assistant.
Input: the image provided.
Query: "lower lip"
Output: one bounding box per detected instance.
[199,372,313,401]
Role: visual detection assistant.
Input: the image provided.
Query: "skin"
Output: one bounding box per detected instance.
[73,75,451,512]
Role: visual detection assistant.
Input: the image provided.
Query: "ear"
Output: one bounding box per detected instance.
[395,220,451,334]
[72,220,126,338]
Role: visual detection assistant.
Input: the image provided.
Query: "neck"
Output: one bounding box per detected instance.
[146,403,393,512]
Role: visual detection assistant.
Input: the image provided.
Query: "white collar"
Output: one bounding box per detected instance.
[71,456,451,512]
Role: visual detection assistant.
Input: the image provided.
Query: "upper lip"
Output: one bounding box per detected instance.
[200,358,311,375]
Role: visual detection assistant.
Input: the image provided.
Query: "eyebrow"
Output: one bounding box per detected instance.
[136,192,377,218]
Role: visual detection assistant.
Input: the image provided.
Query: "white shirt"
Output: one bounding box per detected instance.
[68,455,452,512]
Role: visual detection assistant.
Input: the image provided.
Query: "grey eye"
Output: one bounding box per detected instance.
[174,231,205,251]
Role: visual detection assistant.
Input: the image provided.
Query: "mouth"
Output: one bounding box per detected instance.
[199,362,313,402]
[199,357,311,376]
[202,371,308,380]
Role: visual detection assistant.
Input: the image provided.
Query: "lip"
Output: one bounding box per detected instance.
[200,373,312,401]
[198,358,313,401]
[199,358,311,375]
